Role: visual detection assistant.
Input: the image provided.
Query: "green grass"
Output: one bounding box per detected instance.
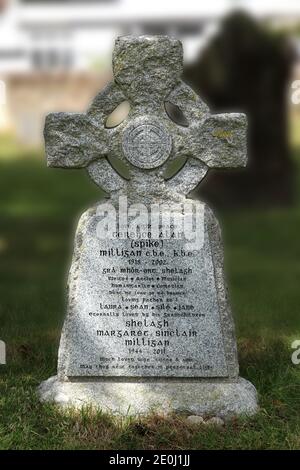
[0,150,300,450]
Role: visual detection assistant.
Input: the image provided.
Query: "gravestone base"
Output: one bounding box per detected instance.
[38,376,258,419]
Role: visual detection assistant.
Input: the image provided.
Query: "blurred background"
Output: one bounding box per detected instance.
[1,1,300,203]
[1,0,300,355]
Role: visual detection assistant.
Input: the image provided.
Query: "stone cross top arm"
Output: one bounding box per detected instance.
[44,35,247,198]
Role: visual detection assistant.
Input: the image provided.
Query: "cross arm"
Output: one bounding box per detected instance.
[44,112,108,169]
[193,113,247,169]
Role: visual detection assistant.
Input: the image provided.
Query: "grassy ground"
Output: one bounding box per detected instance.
[0,146,300,449]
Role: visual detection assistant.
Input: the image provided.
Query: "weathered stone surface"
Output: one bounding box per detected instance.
[57,201,238,380]
[40,34,258,418]
[44,35,247,199]
[186,415,205,426]
[38,376,258,419]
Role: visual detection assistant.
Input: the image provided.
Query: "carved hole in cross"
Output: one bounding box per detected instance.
[105,101,130,128]
[164,101,189,127]
[163,155,188,180]
[107,155,131,180]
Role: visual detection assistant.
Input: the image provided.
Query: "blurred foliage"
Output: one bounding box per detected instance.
[185,12,295,207]
[0,133,41,161]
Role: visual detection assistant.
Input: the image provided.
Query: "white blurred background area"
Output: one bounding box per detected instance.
[1,0,300,145]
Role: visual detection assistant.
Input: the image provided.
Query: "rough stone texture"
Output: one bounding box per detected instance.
[56,201,238,380]
[44,35,247,200]
[40,35,258,417]
[186,415,205,426]
[38,376,258,419]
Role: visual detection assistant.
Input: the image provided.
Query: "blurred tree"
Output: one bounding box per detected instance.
[184,12,295,207]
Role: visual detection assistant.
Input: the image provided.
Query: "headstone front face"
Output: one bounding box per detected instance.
[39,36,258,418]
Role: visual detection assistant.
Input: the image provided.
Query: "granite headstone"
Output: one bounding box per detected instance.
[38,35,258,418]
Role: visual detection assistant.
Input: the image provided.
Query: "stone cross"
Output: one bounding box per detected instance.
[39,36,258,418]
[44,35,247,199]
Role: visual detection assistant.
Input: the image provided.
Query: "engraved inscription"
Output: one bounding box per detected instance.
[64,208,228,378]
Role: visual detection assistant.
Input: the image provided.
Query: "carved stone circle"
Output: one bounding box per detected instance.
[122,117,172,169]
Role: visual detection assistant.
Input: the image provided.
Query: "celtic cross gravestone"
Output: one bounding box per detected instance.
[38,36,258,418]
